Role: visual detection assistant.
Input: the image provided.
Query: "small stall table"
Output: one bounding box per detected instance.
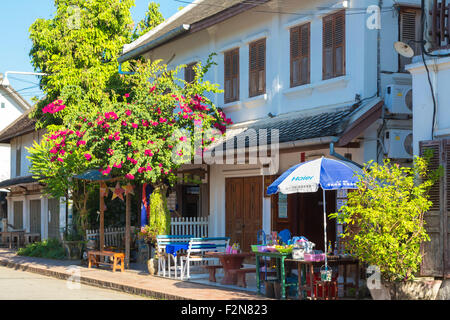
[255,251,296,299]
[205,252,254,286]
[285,256,359,300]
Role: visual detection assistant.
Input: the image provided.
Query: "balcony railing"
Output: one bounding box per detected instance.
[430,0,450,49]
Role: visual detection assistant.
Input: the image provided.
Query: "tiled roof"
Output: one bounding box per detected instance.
[0,175,37,188]
[212,107,354,151]
[0,108,36,143]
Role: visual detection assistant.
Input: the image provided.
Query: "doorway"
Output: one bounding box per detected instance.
[181,185,200,218]
[48,198,60,239]
[29,199,41,235]
[225,176,262,251]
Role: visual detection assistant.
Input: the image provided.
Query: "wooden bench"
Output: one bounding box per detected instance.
[228,268,256,288]
[202,265,223,282]
[180,237,230,280]
[88,250,125,272]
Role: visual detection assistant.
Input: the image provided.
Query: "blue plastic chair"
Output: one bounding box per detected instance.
[278,229,291,245]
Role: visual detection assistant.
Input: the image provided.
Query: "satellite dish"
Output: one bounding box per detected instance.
[394,41,414,58]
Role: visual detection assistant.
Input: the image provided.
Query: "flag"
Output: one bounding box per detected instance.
[140,183,154,227]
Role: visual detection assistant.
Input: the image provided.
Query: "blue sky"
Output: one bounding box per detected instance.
[0,1,190,104]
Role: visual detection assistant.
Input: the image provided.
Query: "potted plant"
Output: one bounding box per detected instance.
[330,154,442,300]
[137,225,159,275]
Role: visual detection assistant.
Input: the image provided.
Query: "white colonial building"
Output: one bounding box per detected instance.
[119,0,420,252]
[0,74,31,223]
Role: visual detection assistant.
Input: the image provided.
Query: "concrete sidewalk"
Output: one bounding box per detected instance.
[0,249,267,300]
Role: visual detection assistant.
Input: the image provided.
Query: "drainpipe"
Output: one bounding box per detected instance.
[329,142,364,168]
[377,0,383,97]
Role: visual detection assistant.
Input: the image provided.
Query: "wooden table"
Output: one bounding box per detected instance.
[255,251,296,299]
[285,256,359,300]
[205,252,254,286]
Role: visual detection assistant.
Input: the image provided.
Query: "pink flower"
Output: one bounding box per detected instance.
[138,167,146,173]
[127,141,132,146]
[125,173,134,180]
[57,158,64,162]
[107,148,114,155]
[121,121,127,126]
[144,150,153,157]
[113,162,122,168]
[132,123,138,129]
[125,110,132,116]
[124,93,130,98]
[84,154,92,161]
[149,86,156,93]
[179,136,187,142]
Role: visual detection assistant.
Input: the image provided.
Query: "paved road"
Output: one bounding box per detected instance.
[0,266,151,300]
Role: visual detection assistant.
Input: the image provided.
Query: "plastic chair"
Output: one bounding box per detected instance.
[278,229,291,245]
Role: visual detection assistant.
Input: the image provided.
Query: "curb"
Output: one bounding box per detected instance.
[0,258,189,300]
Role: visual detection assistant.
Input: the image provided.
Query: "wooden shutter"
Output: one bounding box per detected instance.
[13,201,23,229]
[419,139,449,277]
[249,38,266,97]
[444,139,450,277]
[185,62,197,84]
[224,48,239,103]
[323,10,346,80]
[399,8,422,72]
[290,23,310,87]
[15,147,21,177]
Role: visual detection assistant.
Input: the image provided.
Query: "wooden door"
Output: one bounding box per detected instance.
[48,198,60,239]
[226,176,263,251]
[225,178,244,247]
[13,201,23,229]
[242,177,263,251]
[29,200,41,234]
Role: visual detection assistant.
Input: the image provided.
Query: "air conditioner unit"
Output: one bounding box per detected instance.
[384,85,413,115]
[384,129,413,159]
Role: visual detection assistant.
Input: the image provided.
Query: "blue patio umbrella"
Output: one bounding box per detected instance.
[267,157,363,268]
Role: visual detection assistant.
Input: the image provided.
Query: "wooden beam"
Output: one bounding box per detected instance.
[189,0,270,34]
[125,191,131,268]
[337,101,383,147]
[99,190,105,251]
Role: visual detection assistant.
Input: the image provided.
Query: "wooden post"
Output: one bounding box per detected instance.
[99,189,105,251]
[125,191,131,268]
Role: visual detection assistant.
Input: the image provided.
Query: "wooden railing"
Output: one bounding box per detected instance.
[430,0,450,49]
[86,227,126,248]
[86,217,209,245]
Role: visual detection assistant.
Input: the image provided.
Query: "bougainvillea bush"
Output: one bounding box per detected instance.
[30,58,230,185]
[28,58,231,235]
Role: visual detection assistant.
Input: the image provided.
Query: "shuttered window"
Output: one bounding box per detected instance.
[419,139,450,278]
[323,10,346,80]
[15,147,21,177]
[290,23,310,87]
[185,62,197,84]
[224,48,239,103]
[399,7,422,72]
[249,38,266,97]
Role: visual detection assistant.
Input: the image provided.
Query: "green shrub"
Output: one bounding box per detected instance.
[17,239,66,260]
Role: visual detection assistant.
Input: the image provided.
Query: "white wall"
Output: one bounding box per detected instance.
[142,0,420,126]
[10,130,43,178]
[0,88,28,181]
[407,52,450,155]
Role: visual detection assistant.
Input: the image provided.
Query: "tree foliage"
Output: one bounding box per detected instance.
[132,2,164,40]
[330,154,441,282]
